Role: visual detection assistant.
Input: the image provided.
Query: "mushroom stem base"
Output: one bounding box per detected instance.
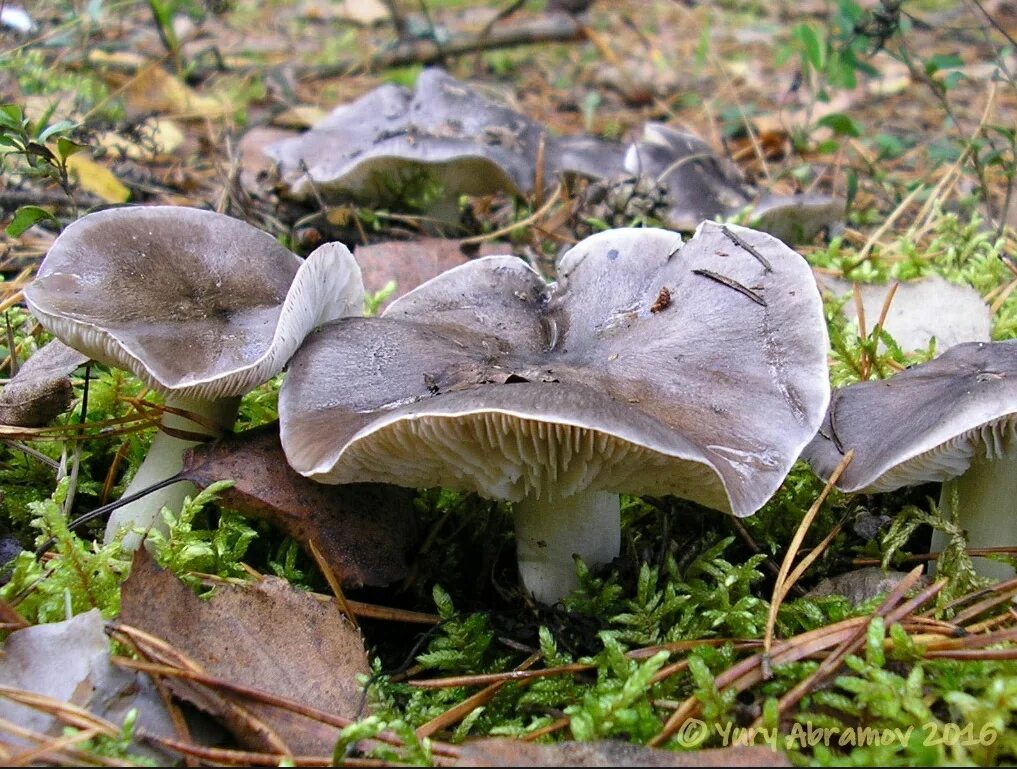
[104,396,241,549]
[513,489,621,604]
[931,453,1017,581]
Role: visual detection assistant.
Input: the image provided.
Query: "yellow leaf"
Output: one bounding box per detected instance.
[97,118,185,161]
[271,105,327,129]
[95,57,230,120]
[129,67,229,119]
[66,154,130,204]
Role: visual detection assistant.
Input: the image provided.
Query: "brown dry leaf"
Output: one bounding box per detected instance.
[455,739,791,766]
[119,551,370,755]
[65,153,131,204]
[0,339,88,427]
[181,422,418,587]
[356,238,509,313]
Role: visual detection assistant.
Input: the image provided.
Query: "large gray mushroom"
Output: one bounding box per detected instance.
[279,223,830,602]
[803,341,1017,580]
[24,206,364,547]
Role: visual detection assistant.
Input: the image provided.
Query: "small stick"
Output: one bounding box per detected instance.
[308,538,359,630]
[4,313,18,377]
[720,225,772,272]
[691,269,766,306]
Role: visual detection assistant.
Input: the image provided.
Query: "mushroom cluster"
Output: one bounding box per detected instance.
[24,206,364,547]
[278,223,831,602]
[36,202,1015,603]
[263,68,842,243]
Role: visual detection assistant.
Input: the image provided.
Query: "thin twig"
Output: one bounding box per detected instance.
[296,16,585,80]
[762,450,853,676]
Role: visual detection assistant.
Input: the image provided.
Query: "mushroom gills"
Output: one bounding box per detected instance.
[930,418,1017,581]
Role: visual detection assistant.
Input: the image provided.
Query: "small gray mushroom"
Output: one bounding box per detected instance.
[625,123,753,230]
[267,68,548,219]
[626,123,843,242]
[816,274,991,355]
[803,341,1017,580]
[25,206,364,547]
[279,223,830,602]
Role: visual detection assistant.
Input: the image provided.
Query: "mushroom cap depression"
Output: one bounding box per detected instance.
[803,340,1017,493]
[24,206,364,401]
[280,223,830,516]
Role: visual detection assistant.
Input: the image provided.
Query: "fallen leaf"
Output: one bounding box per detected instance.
[455,739,791,766]
[96,117,185,161]
[0,608,176,761]
[355,237,508,313]
[93,54,229,120]
[342,0,389,24]
[271,105,328,129]
[298,0,389,24]
[180,422,418,587]
[0,339,88,427]
[119,551,370,755]
[65,153,131,204]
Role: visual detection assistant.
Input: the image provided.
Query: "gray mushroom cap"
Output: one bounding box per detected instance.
[267,68,548,204]
[24,206,364,401]
[548,134,628,182]
[279,222,830,517]
[803,340,1017,493]
[815,274,992,355]
[624,123,753,230]
[625,124,844,243]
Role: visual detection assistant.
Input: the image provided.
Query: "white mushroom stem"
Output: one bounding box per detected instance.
[104,395,241,549]
[513,489,621,604]
[931,449,1017,581]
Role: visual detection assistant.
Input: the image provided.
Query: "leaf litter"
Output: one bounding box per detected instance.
[117,550,370,756]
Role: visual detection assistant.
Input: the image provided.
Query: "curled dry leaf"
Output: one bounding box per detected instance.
[0,608,176,762]
[180,422,418,588]
[0,339,88,427]
[455,739,791,767]
[119,551,371,755]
